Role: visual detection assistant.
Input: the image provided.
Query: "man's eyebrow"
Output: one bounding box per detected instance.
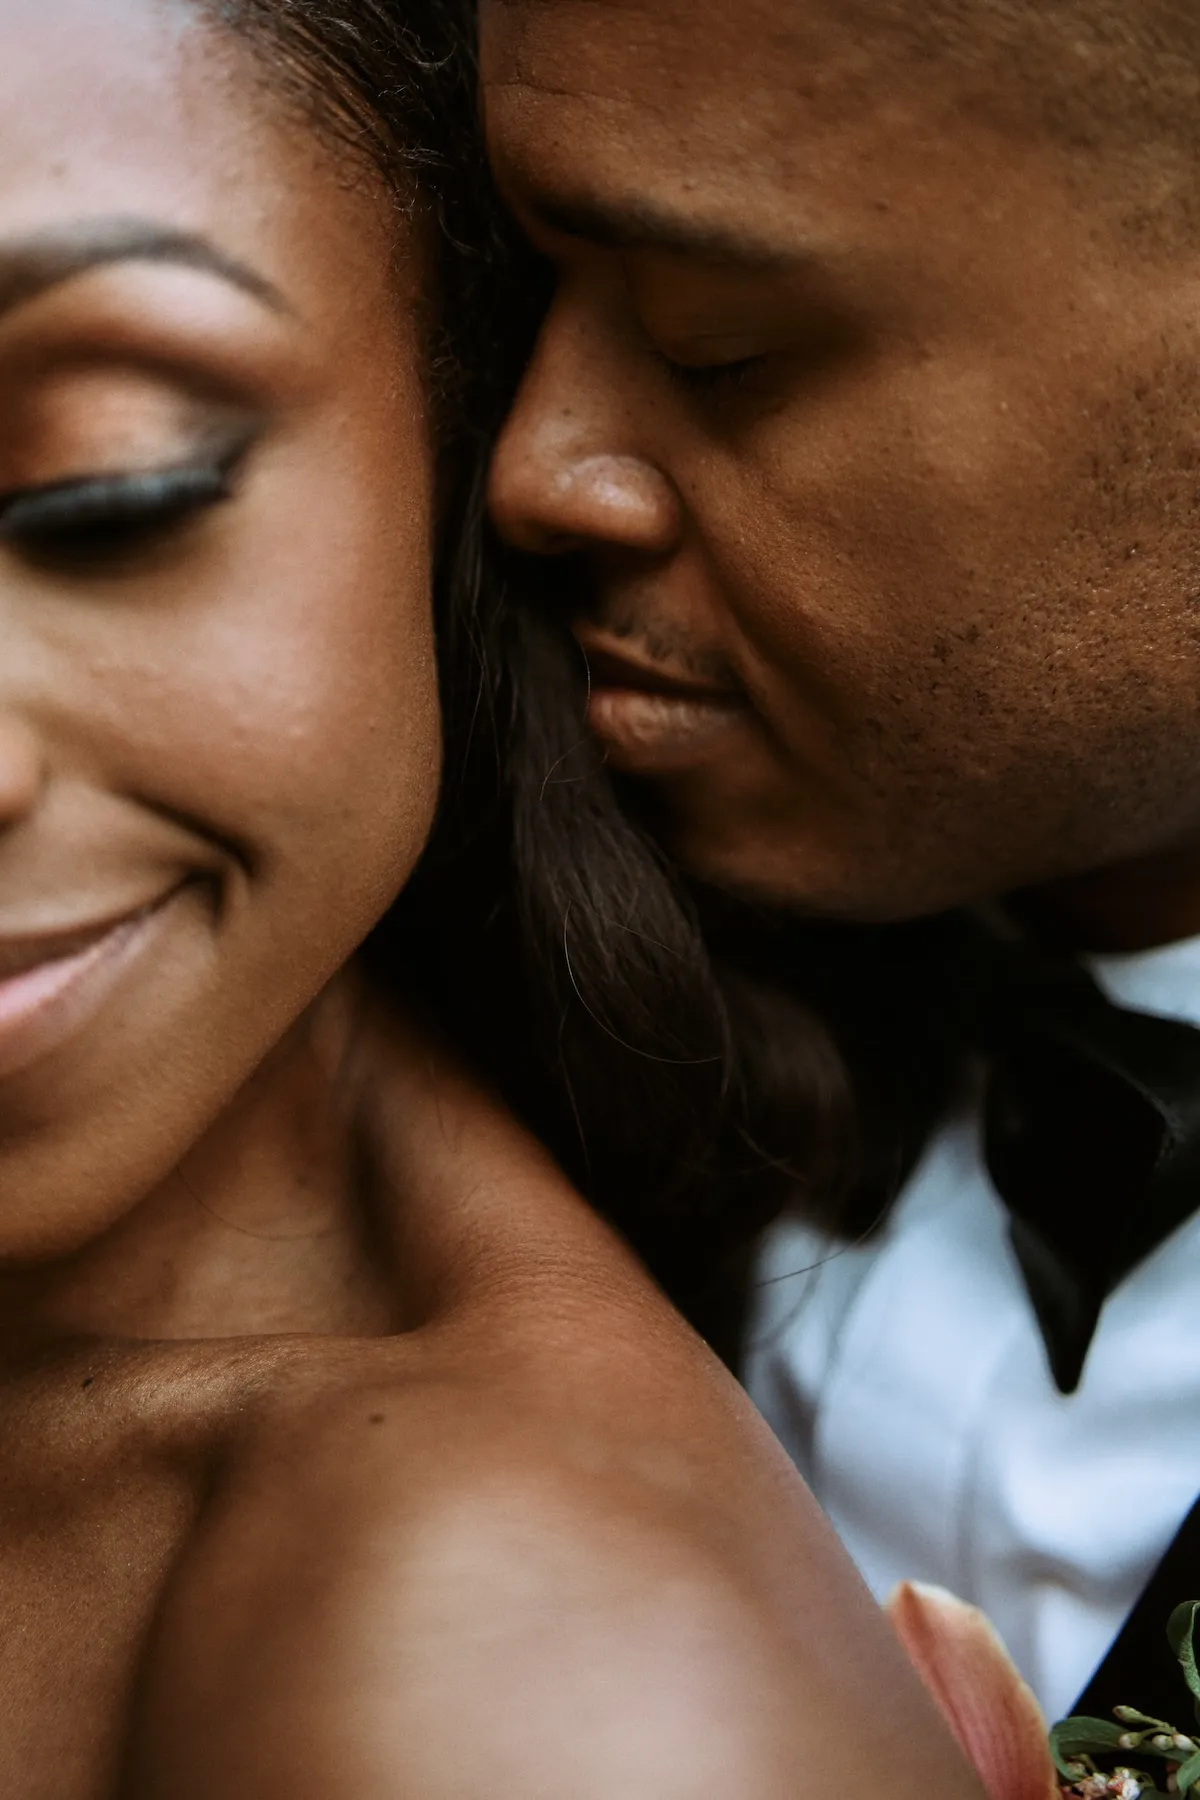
[532,194,801,268]
[0,219,290,324]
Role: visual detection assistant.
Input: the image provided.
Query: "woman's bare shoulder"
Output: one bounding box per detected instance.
[117,1345,817,1800]
[118,1026,978,1799]
[118,1317,976,1800]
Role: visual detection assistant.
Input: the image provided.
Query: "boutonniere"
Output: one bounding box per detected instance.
[887,1584,1200,1800]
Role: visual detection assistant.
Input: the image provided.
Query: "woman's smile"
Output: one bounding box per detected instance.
[0,891,176,1079]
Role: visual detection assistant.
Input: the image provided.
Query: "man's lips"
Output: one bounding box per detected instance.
[574,629,748,772]
[576,631,743,704]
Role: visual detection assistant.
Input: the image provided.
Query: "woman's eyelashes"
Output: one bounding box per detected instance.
[0,437,254,571]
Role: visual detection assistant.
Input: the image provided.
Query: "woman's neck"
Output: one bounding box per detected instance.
[0,976,401,1344]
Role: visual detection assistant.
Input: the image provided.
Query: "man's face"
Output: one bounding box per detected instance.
[484,0,1200,921]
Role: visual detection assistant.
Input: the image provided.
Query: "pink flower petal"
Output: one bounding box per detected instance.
[887,1582,1061,1800]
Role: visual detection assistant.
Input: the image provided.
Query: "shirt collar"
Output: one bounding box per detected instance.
[1089,932,1200,1029]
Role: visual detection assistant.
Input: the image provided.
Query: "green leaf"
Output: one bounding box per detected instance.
[1168,1603,1200,1705]
[1174,1750,1200,1796]
[1051,1717,1129,1777]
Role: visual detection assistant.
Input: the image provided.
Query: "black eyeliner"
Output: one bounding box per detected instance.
[0,465,226,541]
[0,433,254,545]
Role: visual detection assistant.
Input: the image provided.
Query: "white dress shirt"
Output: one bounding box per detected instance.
[744,933,1200,1722]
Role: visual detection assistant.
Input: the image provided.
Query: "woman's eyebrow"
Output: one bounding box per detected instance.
[0,218,291,323]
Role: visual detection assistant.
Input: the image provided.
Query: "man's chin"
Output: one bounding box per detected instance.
[665,830,974,928]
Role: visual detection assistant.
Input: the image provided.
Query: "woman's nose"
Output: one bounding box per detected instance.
[0,714,45,829]
[488,356,682,558]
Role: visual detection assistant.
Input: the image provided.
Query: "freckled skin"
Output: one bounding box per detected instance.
[0,5,982,1797]
[484,0,1200,940]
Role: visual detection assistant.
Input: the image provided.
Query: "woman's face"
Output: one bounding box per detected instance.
[0,0,440,1258]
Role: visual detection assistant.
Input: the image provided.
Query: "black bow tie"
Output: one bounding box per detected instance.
[971,941,1200,1394]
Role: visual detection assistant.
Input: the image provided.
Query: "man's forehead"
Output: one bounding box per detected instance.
[480,0,986,248]
[483,22,809,266]
[483,0,852,101]
[488,0,866,170]
[478,0,1013,190]
[483,0,1200,221]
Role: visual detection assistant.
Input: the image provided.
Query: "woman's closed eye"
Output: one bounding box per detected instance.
[0,441,251,571]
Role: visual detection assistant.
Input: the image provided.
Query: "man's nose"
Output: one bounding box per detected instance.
[0,713,45,831]
[488,332,682,559]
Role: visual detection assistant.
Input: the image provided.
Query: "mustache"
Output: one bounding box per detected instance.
[573,610,740,693]
[578,640,744,702]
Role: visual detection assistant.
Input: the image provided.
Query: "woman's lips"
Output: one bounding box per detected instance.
[0,895,172,1081]
[578,637,749,773]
